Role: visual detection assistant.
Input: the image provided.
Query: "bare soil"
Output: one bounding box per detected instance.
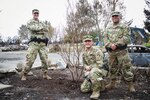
[0,68,150,100]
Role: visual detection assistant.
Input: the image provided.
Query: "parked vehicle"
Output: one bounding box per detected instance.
[19,44,28,50]
[127,45,150,67]
[0,46,11,52]
[103,45,150,67]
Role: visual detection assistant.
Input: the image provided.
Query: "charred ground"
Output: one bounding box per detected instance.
[0,68,150,100]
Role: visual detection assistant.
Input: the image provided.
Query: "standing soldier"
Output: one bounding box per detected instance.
[21,9,51,80]
[81,35,108,100]
[104,11,135,92]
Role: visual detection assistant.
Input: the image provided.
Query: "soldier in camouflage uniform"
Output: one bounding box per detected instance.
[21,9,51,80]
[104,11,135,92]
[81,35,107,100]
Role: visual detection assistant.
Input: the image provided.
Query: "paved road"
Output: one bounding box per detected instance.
[0,51,66,73]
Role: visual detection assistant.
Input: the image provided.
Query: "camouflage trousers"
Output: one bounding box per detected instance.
[23,42,49,74]
[80,68,106,92]
[108,49,134,82]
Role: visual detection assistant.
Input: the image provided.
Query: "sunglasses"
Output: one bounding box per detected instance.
[33,12,39,14]
[112,15,119,17]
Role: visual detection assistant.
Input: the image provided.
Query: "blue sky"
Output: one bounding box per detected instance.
[0,0,146,39]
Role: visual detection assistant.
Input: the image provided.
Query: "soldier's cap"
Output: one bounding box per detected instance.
[83,35,93,42]
[111,11,121,16]
[32,9,39,14]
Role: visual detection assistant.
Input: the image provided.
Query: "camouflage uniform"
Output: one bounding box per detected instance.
[23,19,49,73]
[81,35,107,99]
[104,11,135,92]
[104,18,133,82]
[22,9,50,80]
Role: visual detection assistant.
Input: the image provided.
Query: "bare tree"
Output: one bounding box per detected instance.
[64,0,126,44]
[18,21,54,43]
[18,25,29,41]
[59,0,126,81]
[43,21,54,42]
[59,0,90,81]
[86,0,126,44]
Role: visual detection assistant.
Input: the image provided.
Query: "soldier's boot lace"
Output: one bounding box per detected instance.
[128,82,135,92]
[90,90,100,100]
[105,80,116,90]
[43,72,52,80]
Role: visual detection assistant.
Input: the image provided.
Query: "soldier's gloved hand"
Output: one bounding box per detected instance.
[85,66,91,71]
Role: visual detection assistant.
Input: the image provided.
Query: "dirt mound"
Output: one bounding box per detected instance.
[0,68,150,100]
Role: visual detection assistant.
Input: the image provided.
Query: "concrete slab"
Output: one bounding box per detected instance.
[0,83,13,90]
[0,51,66,73]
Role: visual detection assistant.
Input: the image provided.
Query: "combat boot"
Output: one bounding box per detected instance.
[43,71,52,80]
[128,82,135,92]
[105,80,116,90]
[90,90,100,100]
[21,73,27,81]
[100,80,106,91]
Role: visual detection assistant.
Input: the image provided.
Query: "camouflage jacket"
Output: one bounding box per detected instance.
[27,19,48,39]
[82,47,104,69]
[104,22,130,48]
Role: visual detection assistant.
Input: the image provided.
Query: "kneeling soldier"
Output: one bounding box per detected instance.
[81,35,108,100]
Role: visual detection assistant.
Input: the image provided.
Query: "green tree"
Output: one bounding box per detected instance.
[143,0,150,47]
[144,0,150,32]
